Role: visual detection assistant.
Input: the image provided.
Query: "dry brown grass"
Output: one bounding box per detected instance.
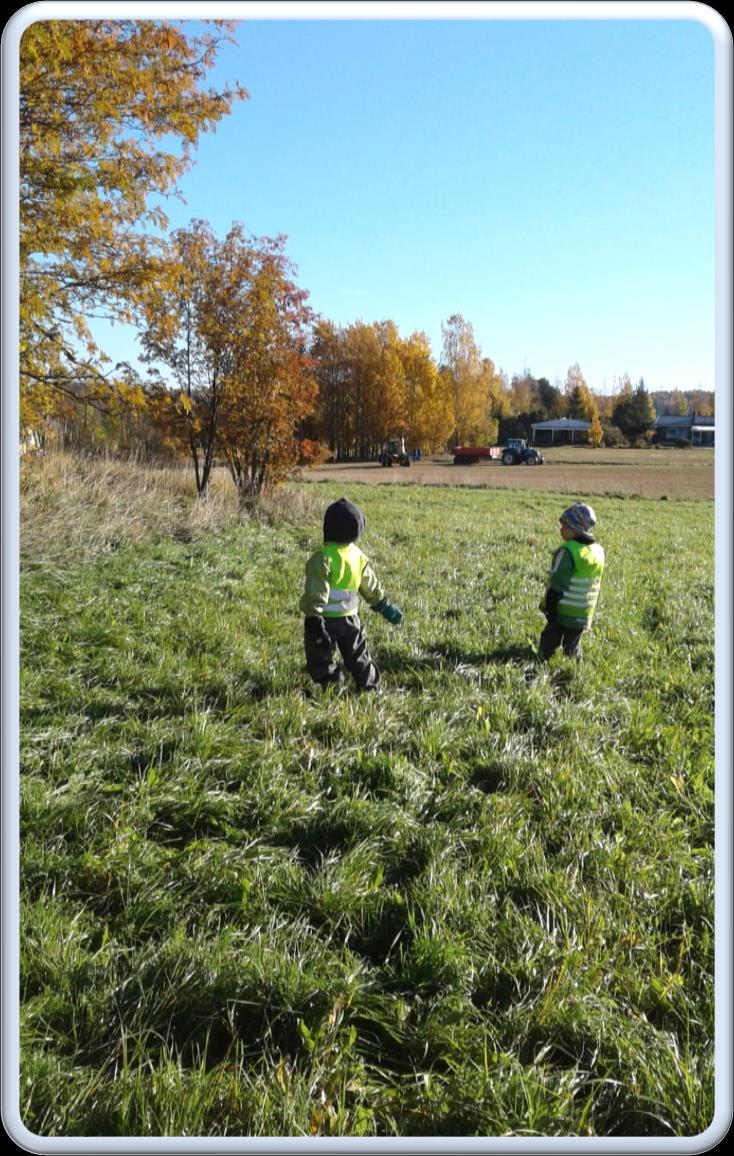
[300,447,714,500]
[20,453,321,568]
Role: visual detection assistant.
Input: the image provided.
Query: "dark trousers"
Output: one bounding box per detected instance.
[539,619,585,661]
[304,615,381,690]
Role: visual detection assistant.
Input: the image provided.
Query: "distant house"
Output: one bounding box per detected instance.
[530,417,591,446]
[654,412,715,446]
[691,423,715,446]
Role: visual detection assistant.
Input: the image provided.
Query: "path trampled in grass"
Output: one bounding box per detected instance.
[20,474,714,1137]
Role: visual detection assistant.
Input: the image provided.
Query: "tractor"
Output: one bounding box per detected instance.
[501,438,544,466]
[380,436,411,467]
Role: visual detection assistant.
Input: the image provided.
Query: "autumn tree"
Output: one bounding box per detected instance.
[19,19,247,433]
[481,359,509,431]
[218,243,317,500]
[564,363,600,424]
[667,390,691,416]
[613,374,634,401]
[338,321,414,458]
[310,321,347,457]
[649,389,713,418]
[400,332,452,452]
[310,320,447,459]
[440,314,496,444]
[367,321,409,450]
[612,376,656,442]
[141,224,227,494]
[311,323,364,459]
[566,384,593,422]
[594,392,616,421]
[141,221,316,499]
[499,371,562,441]
[509,372,538,416]
[688,390,714,416]
[342,323,382,458]
[537,377,566,418]
[588,415,604,447]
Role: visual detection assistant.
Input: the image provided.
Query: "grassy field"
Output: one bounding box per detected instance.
[19,457,714,1138]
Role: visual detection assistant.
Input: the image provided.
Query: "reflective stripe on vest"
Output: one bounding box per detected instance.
[324,588,359,615]
[320,541,366,617]
[556,540,605,627]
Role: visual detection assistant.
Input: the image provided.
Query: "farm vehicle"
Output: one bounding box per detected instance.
[500,439,544,465]
[452,445,502,465]
[452,438,544,466]
[380,436,411,467]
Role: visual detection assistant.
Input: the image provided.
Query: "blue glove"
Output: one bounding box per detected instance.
[371,597,403,625]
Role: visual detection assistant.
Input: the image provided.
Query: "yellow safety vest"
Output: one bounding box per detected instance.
[556,539,605,628]
[320,542,366,617]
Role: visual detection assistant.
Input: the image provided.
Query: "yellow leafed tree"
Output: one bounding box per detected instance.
[441,314,482,444]
[369,321,409,445]
[401,332,453,452]
[310,321,446,458]
[19,19,247,434]
[565,363,600,425]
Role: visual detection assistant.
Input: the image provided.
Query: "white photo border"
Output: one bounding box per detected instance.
[2,2,731,1152]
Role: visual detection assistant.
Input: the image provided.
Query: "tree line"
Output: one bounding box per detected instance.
[19,21,714,498]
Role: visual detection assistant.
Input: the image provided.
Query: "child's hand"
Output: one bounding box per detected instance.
[372,598,404,625]
[383,602,403,625]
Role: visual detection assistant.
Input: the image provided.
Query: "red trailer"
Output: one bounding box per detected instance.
[452,445,502,465]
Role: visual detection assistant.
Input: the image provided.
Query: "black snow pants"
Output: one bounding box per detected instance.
[304,614,381,690]
[538,618,585,661]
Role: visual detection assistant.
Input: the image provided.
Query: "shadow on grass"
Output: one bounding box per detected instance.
[444,642,538,666]
[88,672,276,721]
[380,641,538,671]
[469,764,507,795]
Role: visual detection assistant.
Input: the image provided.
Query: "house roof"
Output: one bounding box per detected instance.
[655,413,714,427]
[530,418,591,430]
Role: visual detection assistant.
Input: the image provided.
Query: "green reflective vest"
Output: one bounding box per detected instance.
[320,542,367,617]
[556,539,605,628]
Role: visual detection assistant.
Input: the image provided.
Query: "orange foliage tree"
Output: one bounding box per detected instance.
[19,19,247,433]
[141,221,317,499]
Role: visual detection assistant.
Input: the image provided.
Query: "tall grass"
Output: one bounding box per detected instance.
[18,458,715,1138]
[20,451,321,568]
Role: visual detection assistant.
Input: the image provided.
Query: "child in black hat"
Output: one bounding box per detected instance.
[299,497,403,690]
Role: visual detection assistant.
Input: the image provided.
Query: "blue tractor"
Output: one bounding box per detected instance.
[501,438,544,466]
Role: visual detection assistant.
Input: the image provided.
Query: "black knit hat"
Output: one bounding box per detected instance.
[323,497,365,544]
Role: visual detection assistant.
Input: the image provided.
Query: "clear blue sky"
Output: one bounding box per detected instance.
[116,14,717,394]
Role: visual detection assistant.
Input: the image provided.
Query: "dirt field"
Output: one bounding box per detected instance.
[300,447,715,500]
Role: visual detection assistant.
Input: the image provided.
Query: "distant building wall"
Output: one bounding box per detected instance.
[530,419,591,446]
[655,412,714,445]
